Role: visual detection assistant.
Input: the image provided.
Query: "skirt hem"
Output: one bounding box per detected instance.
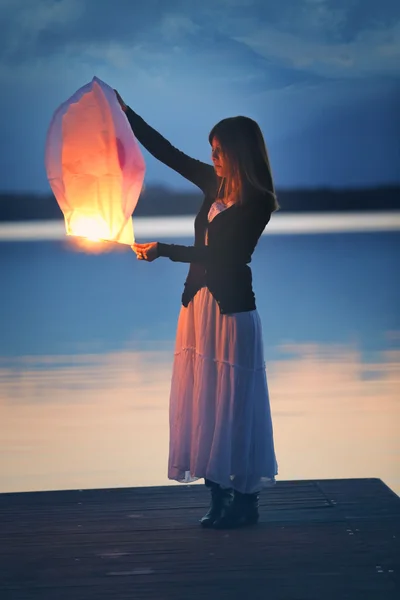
[168,469,278,494]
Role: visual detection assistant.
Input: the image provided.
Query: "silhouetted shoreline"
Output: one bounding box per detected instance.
[0,185,399,222]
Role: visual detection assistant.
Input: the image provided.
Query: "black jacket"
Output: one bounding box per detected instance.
[126,107,271,314]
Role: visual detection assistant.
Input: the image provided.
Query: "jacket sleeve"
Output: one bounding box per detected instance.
[157,242,210,264]
[125,107,216,193]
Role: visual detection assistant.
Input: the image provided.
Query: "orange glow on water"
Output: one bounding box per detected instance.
[0,343,399,495]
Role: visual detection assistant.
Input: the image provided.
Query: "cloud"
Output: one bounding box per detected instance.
[0,0,83,62]
[0,0,398,191]
[213,1,400,78]
[159,15,200,43]
[244,22,399,77]
[0,0,197,59]
[1,0,399,82]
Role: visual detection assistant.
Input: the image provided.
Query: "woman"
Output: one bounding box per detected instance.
[115,90,279,529]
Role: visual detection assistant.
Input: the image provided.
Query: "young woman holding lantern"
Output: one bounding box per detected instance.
[115,89,279,529]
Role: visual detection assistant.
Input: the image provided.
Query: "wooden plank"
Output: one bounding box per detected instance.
[0,478,399,600]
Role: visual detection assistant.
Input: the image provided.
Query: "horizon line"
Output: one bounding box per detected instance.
[1,212,400,241]
[0,183,400,197]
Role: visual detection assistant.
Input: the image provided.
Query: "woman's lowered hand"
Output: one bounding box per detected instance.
[132,242,159,262]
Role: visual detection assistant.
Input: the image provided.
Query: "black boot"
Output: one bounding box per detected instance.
[200,479,233,528]
[212,490,259,529]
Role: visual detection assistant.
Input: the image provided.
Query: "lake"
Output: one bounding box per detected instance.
[0,214,399,496]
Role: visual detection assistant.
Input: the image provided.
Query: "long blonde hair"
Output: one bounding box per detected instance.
[209,116,279,212]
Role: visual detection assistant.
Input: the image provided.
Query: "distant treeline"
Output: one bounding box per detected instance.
[0,185,399,221]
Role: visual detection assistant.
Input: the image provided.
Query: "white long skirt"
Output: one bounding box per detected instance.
[168,286,278,494]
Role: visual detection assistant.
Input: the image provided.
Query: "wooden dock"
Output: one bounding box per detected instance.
[0,478,399,599]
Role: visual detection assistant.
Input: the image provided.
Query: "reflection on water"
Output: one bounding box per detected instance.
[1,228,399,496]
[0,350,172,493]
[1,343,399,495]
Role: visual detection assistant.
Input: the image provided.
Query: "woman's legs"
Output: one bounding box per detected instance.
[212,490,260,529]
[199,479,233,528]
[200,480,260,530]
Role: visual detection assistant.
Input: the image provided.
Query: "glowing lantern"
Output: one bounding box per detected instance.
[45,76,145,245]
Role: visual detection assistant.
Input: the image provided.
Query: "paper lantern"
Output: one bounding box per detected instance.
[45,76,145,245]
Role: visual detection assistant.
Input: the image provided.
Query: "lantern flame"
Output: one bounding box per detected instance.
[69,215,109,242]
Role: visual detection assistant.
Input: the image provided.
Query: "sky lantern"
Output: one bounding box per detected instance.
[45,76,145,245]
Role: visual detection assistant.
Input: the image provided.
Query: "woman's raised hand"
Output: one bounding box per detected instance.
[132,242,159,262]
[114,89,127,113]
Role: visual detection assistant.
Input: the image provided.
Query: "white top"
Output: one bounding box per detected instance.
[207,199,234,223]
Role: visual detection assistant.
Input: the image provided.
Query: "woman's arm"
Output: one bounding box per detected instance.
[157,197,271,264]
[125,107,216,194]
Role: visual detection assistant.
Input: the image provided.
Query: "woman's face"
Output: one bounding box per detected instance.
[211,137,226,177]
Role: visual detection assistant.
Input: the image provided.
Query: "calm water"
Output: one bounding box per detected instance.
[1,223,399,495]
